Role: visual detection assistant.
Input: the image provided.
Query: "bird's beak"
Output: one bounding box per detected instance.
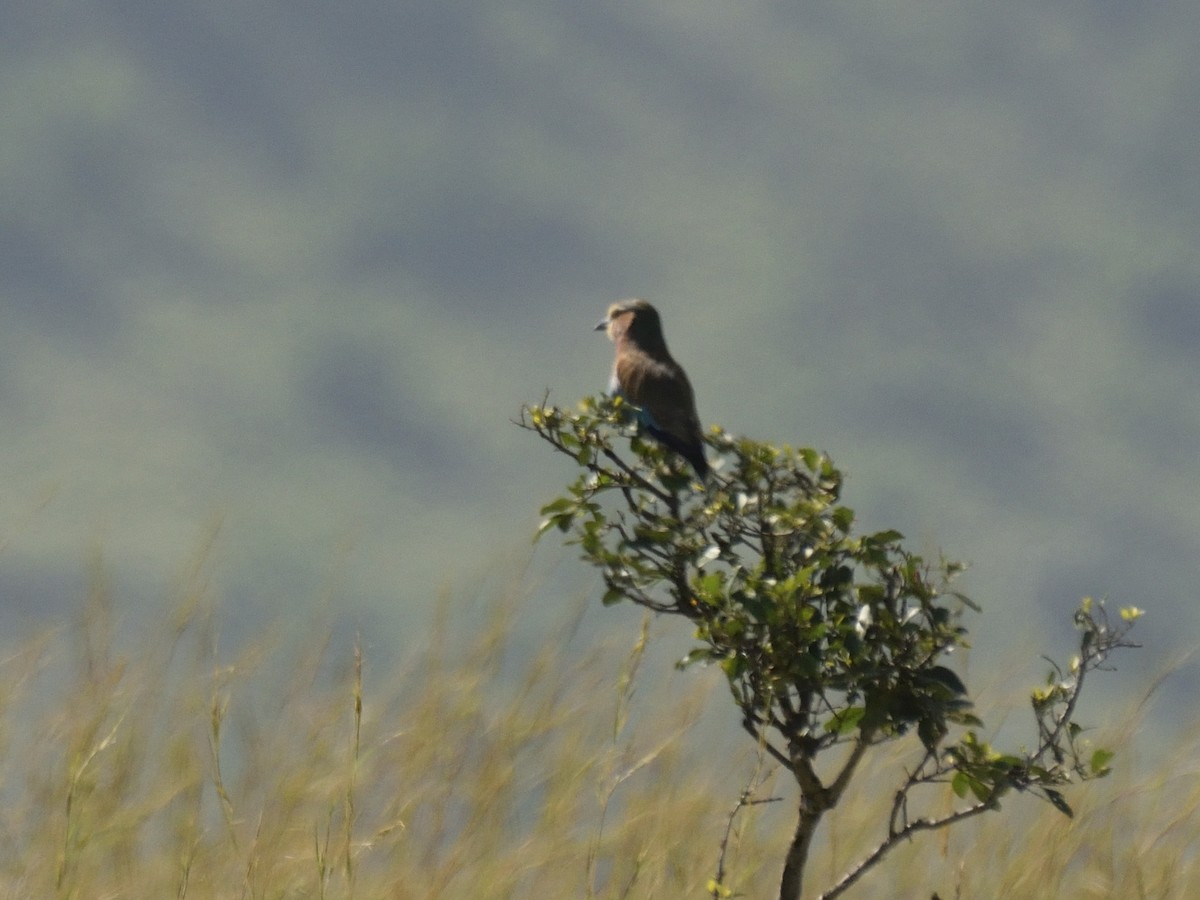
[594,316,609,332]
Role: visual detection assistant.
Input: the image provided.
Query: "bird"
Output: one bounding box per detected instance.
[595,298,709,480]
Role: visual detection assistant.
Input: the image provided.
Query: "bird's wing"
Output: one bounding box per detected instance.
[616,352,701,443]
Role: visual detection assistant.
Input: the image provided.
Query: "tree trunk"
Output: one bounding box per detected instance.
[779,805,822,900]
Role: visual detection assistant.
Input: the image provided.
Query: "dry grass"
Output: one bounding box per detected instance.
[0,553,1192,899]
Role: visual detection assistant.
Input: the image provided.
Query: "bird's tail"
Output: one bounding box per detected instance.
[647,425,709,481]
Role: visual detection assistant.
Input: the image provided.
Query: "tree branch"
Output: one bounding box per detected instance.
[819,795,997,899]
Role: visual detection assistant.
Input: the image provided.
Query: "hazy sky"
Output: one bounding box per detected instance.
[3,1,1198,713]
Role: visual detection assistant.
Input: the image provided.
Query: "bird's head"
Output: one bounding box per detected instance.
[595,298,668,353]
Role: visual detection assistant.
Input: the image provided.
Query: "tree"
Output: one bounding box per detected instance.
[519,397,1140,900]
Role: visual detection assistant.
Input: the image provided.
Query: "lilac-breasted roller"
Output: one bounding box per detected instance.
[595,299,709,480]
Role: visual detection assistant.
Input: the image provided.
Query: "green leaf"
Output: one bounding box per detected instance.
[952,770,990,802]
[633,523,673,544]
[1043,788,1073,818]
[705,877,733,898]
[946,590,982,612]
[1089,748,1115,775]
[536,510,575,538]
[917,717,945,751]
[601,588,625,606]
[967,775,992,803]
[951,771,970,798]
[538,496,575,516]
[678,647,721,668]
[739,593,772,621]
[825,706,866,735]
[921,665,968,696]
[720,655,746,678]
[695,570,725,597]
[832,506,855,532]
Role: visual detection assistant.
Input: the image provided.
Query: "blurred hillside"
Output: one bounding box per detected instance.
[1,2,1197,718]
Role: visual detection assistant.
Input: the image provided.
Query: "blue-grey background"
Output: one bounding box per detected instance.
[3,2,1197,724]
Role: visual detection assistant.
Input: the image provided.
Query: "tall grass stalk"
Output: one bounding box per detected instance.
[0,552,1190,898]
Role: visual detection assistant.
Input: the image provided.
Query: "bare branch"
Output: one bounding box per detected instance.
[710,764,781,896]
[819,797,997,900]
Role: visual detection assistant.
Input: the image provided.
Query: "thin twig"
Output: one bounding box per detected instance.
[819,797,997,899]
[711,765,781,896]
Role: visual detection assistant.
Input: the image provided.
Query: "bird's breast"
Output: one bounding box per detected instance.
[608,369,622,395]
